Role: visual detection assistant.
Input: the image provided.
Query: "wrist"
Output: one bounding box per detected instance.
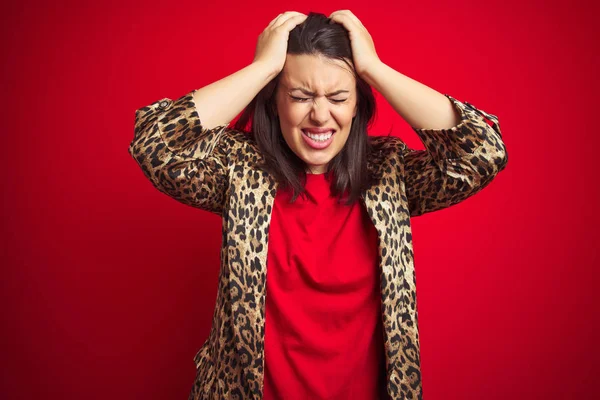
[250,60,280,82]
[360,61,387,88]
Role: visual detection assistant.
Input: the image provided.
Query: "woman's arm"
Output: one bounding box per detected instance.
[328,10,508,217]
[192,62,276,129]
[128,12,307,216]
[363,62,509,217]
[362,61,462,130]
[128,62,275,216]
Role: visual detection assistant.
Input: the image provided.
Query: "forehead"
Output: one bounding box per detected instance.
[280,54,355,92]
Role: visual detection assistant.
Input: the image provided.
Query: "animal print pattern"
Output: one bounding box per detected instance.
[128,88,508,399]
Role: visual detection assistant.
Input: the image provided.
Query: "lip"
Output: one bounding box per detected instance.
[301,128,335,150]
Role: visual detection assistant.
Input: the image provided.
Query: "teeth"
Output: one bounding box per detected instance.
[304,130,333,142]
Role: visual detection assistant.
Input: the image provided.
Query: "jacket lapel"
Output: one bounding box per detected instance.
[361,184,401,393]
[226,168,278,398]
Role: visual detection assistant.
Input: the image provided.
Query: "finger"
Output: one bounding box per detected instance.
[267,11,304,29]
[343,10,363,28]
[329,12,362,32]
[275,15,308,33]
[331,10,364,28]
[266,13,283,29]
[273,11,306,29]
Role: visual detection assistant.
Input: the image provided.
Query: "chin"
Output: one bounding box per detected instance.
[302,153,334,167]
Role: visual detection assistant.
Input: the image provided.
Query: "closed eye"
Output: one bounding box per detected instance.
[291,96,347,103]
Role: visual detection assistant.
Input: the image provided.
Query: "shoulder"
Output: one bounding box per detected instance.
[218,127,259,154]
[210,127,264,169]
[368,134,406,156]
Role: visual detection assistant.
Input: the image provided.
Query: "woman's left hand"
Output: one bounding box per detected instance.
[328,10,382,79]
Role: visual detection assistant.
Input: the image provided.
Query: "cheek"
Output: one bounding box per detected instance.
[281,106,306,125]
[333,109,355,127]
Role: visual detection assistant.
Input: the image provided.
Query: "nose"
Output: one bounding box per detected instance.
[309,97,331,125]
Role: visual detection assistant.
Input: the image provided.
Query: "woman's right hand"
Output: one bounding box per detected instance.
[252,11,308,77]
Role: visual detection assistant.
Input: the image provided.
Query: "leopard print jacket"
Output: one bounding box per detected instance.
[128,89,508,400]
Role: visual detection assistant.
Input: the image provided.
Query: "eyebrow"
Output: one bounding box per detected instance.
[289,87,350,96]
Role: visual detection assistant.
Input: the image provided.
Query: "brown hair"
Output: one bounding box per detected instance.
[233,12,377,205]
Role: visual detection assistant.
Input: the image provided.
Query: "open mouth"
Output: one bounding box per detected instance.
[301,129,335,142]
[301,129,336,149]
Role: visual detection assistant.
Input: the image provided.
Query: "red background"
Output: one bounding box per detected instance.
[3,0,599,399]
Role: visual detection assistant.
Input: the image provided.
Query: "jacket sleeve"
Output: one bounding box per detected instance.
[128,89,232,216]
[402,94,508,217]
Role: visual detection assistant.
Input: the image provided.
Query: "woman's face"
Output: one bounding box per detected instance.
[275,54,357,174]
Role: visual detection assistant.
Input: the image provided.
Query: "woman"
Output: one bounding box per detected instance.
[128,10,508,400]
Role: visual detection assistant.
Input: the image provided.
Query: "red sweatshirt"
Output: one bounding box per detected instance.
[262,171,388,400]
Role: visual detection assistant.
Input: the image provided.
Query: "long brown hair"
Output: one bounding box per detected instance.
[233,12,377,205]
